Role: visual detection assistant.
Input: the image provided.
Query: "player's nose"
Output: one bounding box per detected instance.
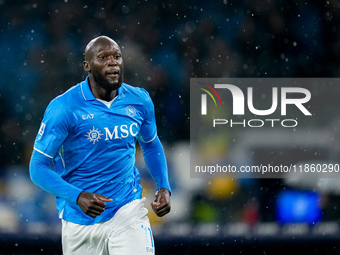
[107,56,117,66]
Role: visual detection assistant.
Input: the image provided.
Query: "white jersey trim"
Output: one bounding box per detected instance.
[80,83,87,100]
[144,133,157,143]
[34,147,53,159]
[96,97,117,108]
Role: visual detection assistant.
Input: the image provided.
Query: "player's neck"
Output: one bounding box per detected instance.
[93,87,117,102]
[89,79,118,101]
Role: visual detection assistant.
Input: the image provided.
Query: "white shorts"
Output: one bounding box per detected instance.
[61,198,155,255]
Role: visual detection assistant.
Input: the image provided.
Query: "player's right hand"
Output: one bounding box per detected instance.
[76,191,113,218]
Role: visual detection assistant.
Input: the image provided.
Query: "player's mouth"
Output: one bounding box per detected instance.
[106,70,120,77]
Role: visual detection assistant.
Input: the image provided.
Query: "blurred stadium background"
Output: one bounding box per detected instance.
[1,0,340,254]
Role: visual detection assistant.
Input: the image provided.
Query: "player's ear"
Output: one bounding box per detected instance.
[83,61,91,72]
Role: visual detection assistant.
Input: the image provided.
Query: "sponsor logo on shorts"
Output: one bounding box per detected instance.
[141,224,154,253]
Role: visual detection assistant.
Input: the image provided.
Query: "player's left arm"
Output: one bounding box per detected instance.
[139,136,171,217]
[151,187,171,217]
[138,88,171,217]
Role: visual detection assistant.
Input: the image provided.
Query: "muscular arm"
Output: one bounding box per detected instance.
[29,150,83,204]
[29,150,111,217]
[139,136,171,217]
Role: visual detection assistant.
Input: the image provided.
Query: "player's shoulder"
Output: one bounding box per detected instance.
[121,83,152,102]
[48,84,81,110]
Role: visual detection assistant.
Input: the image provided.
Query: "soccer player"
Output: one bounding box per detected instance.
[29,35,171,254]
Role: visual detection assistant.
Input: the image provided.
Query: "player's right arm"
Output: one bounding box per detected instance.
[29,98,110,218]
[30,149,83,204]
[30,151,111,218]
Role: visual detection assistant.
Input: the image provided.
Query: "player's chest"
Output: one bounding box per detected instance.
[73,104,143,144]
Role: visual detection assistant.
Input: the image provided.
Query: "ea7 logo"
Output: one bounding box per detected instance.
[82,114,94,120]
[201,84,312,116]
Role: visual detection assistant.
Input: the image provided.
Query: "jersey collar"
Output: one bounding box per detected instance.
[81,76,126,101]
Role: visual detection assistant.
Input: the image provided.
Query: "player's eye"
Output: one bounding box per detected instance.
[115,54,121,59]
[99,55,107,60]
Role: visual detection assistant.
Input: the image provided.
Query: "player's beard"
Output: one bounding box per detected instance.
[92,69,124,92]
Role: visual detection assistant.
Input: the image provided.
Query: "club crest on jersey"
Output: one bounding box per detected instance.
[126,105,136,117]
[85,126,103,144]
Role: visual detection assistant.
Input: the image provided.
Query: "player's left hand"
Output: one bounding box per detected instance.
[151,188,171,217]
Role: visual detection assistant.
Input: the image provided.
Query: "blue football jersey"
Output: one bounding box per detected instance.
[33,77,157,224]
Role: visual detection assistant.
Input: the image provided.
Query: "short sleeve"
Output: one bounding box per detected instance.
[137,89,157,143]
[33,98,71,158]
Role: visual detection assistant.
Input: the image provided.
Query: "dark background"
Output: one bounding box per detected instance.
[1,0,340,254]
